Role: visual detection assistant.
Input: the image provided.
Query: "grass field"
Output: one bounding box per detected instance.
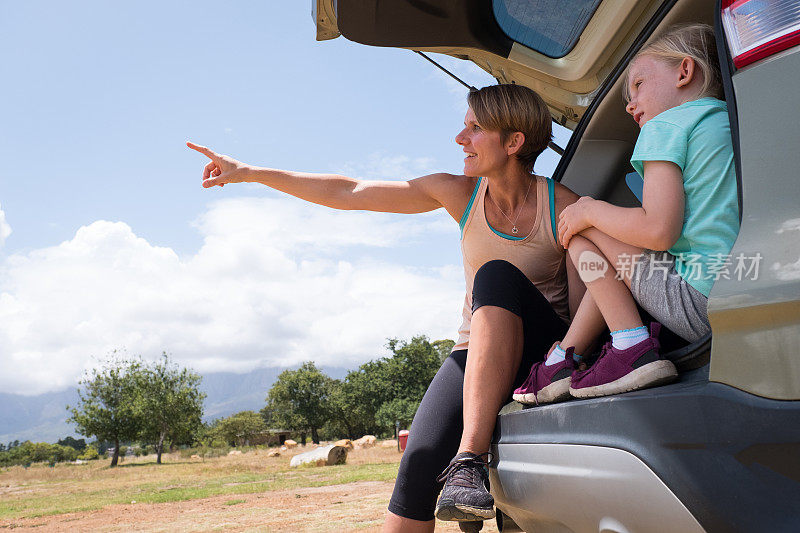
[0,443,499,532]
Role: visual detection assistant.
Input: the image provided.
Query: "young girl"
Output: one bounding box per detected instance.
[513,23,739,404]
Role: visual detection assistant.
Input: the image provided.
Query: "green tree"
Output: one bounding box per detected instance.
[376,398,419,431]
[265,362,334,444]
[212,411,267,446]
[78,445,100,461]
[57,436,86,451]
[136,353,206,464]
[330,336,449,438]
[331,361,386,438]
[384,336,444,400]
[433,339,456,363]
[67,354,143,467]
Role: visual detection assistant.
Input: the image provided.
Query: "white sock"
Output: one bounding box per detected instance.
[611,326,649,350]
[545,344,566,366]
[544,344,581,366]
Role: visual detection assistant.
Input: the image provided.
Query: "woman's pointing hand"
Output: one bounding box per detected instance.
[186,141,250,188]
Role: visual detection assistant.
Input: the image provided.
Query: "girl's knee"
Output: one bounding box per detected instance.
[566,235,592,259]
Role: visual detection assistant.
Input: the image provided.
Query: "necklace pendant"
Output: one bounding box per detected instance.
[512,226,519,234]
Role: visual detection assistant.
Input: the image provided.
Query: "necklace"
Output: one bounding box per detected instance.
[488,177,534,234]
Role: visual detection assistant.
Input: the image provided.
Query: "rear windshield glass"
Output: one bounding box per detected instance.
[492,0,602,58]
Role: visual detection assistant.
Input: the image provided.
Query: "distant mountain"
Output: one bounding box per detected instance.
[0,389,82,445]
[0,365,350,444]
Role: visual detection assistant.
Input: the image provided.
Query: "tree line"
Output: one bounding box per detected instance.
[262,336,454,444]
[0,438,98,468]
[1,336,452,468]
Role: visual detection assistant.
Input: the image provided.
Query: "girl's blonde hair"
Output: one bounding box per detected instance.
[468,84,552,173]
[624,23,723,101]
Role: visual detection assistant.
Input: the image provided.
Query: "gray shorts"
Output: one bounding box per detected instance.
[630,251,711,343]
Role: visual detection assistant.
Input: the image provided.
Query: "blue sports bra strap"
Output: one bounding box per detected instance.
[547,177,558,244]
[459,177,482,237]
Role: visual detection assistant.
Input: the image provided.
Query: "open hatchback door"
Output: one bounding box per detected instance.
[314,0,672,128]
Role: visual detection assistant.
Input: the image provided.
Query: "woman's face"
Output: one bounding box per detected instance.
[455,107,509,177]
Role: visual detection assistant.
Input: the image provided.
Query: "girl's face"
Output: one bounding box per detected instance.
[625,55,688,128]
[454,107,509,177]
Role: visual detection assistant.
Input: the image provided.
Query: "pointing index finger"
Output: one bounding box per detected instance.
[186,141,217,160]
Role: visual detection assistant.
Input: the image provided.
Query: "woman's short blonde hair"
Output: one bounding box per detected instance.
[467,84,552,173]
[625,23,723,101]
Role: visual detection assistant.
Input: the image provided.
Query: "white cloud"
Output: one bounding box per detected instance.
[771,257,800,281]
[776,218,800,234]
[0,198,464,395]
[0,203,11,248]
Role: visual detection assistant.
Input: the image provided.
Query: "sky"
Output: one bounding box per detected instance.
[0,2,571,395]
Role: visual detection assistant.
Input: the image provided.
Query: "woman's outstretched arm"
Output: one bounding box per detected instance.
[187,142,471,217]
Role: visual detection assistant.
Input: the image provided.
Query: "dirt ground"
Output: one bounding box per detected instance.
[0,481,498,532]
[0,444,499,532]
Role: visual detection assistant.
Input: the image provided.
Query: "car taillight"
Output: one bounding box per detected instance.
[722,0,800,68]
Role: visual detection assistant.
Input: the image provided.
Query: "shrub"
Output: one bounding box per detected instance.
[0,442,79,467]
[79,446,100,460]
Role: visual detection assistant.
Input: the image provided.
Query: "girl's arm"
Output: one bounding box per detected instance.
[187,142,473,220]
[558,160,685,250]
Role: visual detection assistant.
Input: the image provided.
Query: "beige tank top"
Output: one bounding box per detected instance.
[453,175,570,351]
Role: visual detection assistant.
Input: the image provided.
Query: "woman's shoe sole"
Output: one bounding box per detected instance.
[512,377,571,405]
[435,503,496,521]
[569,360,678,398]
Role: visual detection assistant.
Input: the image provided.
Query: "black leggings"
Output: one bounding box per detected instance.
[388,260,569,521]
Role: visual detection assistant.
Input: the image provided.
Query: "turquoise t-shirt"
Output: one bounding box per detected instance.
[631,97,740,297]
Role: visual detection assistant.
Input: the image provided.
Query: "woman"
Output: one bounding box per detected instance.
[188,84,584,531]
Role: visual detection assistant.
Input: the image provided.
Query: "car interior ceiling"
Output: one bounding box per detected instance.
[558,0,715,367]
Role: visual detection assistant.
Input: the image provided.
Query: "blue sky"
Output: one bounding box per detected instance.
[0,2,571,395]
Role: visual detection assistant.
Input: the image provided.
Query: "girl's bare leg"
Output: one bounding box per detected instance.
[560,291,606,354]
[458,305,524,454]
[565,234,642,332]
[577,227,646,287]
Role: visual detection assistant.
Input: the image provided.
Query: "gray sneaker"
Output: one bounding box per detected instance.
[434,452,495,521]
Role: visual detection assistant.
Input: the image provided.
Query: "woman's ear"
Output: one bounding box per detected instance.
[676,57,697,88]
[506,131,526,156]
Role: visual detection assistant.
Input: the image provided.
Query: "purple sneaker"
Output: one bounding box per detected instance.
[513,347,575,405]
[569,323,677,399]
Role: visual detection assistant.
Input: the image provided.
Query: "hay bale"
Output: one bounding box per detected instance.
[353,435,377,448]
[284,439,298,449]
[289,445,348,468]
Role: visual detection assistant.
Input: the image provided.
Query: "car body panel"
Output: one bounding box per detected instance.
[490,443,703,533]
[707,46,800,400]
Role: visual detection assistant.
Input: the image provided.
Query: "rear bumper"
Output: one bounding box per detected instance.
[490,368,800,532]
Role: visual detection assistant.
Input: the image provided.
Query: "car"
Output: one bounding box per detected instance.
[313,1,800,531]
